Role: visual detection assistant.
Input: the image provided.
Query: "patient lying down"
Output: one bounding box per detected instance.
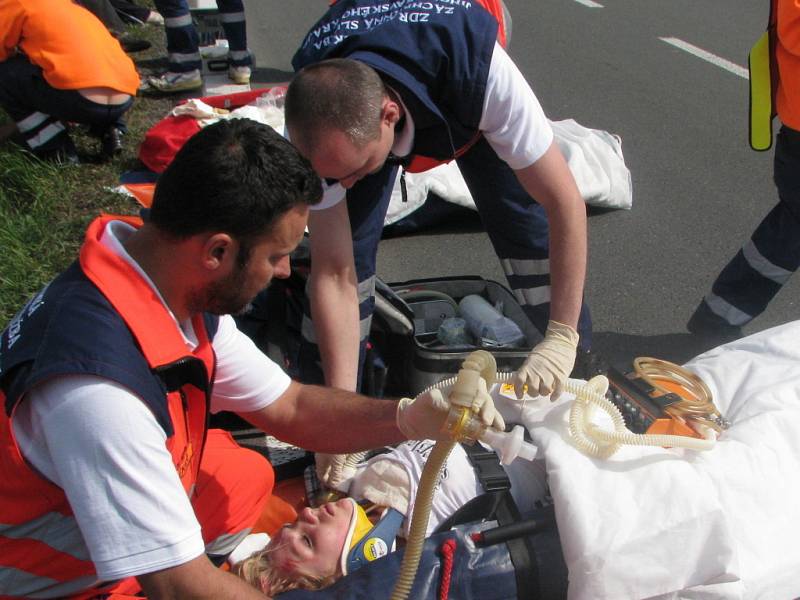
[232,318,800,600]
[234,435,550,595]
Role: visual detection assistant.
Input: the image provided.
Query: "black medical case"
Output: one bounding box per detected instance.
[372,276,543,398]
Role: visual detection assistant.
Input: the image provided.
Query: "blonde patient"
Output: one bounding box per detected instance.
[233,434,550,595]
[235,496,403,595]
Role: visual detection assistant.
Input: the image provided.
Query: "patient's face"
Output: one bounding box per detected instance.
[268,498,354,582]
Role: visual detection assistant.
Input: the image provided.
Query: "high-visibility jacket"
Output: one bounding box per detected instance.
[296,0,500,174]
[775,0,800,130]
[750,0,800,148]
[0,0,139,95]
[0,216,218,599]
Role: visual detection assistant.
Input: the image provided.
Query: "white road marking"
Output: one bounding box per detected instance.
[574,0,604,7]
[659,37,748,79]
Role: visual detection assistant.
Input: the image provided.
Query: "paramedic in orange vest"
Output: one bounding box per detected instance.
[0,0,139,164]
[285,0,590,487]
[688,0,800,339]
[0,119,500,599]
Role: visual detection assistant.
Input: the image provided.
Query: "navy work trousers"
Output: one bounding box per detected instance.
[152,0,251,73]
[0,56,132,156]
[704,125,800,326]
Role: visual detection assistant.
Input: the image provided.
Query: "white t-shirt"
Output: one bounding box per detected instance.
[312,41,553,211]
[351,439,549,537]
[11,220,291,581]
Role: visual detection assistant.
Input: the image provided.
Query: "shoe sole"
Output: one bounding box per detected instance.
[142,80,203,95]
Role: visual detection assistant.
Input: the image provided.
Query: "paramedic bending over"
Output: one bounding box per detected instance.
[284,0,592,484]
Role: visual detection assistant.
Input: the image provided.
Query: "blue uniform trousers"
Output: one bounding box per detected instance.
[298,137,593,388]
[702,125,800,326]
[152,0,251,73]
[0,56,132,156]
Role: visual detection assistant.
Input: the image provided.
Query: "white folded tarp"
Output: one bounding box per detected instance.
[491,321,800,599]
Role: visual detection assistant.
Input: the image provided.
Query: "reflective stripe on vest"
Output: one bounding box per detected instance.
[0,216,215,597]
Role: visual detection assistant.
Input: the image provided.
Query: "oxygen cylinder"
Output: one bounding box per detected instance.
[458,295,525,348]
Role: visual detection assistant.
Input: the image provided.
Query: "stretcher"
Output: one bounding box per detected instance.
[254,321,800,599]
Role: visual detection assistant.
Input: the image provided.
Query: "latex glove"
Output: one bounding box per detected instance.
[396,388,450,441]
[396,376,505,441]
[315,452,366,492]
[514,320,579,402]
[448,375,506,432]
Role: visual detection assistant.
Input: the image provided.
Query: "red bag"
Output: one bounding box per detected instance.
[138,87,286,173]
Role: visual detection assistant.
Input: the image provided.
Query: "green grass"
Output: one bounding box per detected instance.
[0,18,176,327]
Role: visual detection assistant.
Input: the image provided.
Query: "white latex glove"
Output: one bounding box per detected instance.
[396,376,505,441]
[448,375,506,432]
[315,452,366,492]
[396,388,450,441]
[513,320,579,402]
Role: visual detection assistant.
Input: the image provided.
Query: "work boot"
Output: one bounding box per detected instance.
[143,70,203,94]
[101,126,124,158]
[686,300,743,343]
[228,65,251,85]
[119,35,151,53]
[37,136,80,167]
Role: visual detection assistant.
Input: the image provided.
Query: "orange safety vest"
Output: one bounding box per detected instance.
[774,0,800,131]
[0,216,215,599]
[749,0,800,149]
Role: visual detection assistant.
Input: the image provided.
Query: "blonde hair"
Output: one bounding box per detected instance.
[234,546,339,595]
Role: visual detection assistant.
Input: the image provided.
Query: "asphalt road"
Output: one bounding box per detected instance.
[249,0,795,368]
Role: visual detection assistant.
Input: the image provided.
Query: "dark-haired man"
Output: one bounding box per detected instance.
[285,0,591,488]
[0,119,498,598]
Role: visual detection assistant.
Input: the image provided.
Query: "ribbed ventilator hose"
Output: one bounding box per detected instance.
[389,350,497,600]
[390,362,714,599]
[561,378,715,456]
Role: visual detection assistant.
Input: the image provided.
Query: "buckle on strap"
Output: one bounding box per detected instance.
[462,443,510,492]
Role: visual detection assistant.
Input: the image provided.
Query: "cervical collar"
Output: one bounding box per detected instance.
[339,498,405,576]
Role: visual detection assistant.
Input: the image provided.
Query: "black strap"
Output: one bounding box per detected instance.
[432,442,541,599]
[462,441,512,492]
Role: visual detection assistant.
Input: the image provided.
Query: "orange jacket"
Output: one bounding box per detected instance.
[776,0,800,130]
[0,0,139,95]
[0,216,215,598]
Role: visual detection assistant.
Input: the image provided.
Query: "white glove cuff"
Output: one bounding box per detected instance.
[546,320,580,348]
[396,397,413,438]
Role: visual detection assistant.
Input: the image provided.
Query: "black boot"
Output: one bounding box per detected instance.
[101,126,124,158]
[37,136,80,166]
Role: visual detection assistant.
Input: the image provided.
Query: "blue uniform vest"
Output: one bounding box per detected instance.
[0,260,219,436]
[291,0,499,165]
[0,216,220,598]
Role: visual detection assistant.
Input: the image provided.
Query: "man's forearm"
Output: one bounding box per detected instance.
[245,382,406,453]
[544,193,586,329]
[515,143,587,329]
[308,271,361,391]
[137,554,268,599]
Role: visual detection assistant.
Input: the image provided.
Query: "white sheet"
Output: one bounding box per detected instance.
[492,321,800,599]
[385,118,633,225]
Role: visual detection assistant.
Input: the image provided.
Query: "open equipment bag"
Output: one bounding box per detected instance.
[373,277,542,398]
[234,236,542,399]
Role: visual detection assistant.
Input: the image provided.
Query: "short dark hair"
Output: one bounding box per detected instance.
[285,58,386,152]
[150,119,322,246]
